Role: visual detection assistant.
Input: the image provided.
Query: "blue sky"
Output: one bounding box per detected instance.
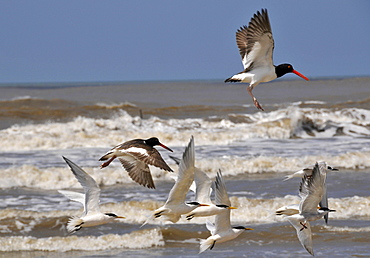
[0,1,369,83]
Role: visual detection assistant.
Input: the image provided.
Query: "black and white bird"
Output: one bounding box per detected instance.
[286,162,336,256]
[99,137,173,189]
[279,163,338,224]
[225,9,309,111]
[143,136,209,225]
[60,157,125,233]
[199,171,253,253]
[169,156,237,220]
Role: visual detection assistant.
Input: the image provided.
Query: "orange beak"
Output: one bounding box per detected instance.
[292,70,309,81]
[159,143,173,152]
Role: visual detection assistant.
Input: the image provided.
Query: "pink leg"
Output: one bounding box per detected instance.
[100,156,116,168]
[247,85,264,111]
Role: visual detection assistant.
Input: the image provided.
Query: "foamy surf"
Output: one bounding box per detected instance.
[1,149,369,189]
[0,106,369,151]
[0,228,164,251]
[1,196,369,233]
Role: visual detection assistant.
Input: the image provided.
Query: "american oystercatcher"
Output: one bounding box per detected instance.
[99,137,173,189]
[225,9,309,111]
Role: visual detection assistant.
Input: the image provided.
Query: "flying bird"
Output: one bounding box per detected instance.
[99,137,173,189]
[199,171,253,253]
[225,9,309,111]
[169,156,237,220]
[284,165,338,181]
[143,136,209,225]
[286,162,336,256]
[60,156,125,233]
[280,163,338,224]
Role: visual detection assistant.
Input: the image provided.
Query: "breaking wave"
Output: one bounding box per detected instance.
[0,106,369,151]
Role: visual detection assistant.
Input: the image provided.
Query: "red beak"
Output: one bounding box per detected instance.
[159,143,173,152]
[292,70,309,81]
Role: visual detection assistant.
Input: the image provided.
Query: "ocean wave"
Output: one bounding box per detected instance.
[0,106,369,151]
[1,150,369,189]
[0,228,164,251]
[1,196,368,233]
[0,150,368,190]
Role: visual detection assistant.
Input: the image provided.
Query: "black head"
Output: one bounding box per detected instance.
[327,166,339,171]
[186,201,200,206]
[216,204,229,209]
[145,137,173,152]
[275,63,294,78]
[145,137,161,146]
[105,212,118,217]
[319,207,336,212]
[233,226,246,230]
[275,63,309,80]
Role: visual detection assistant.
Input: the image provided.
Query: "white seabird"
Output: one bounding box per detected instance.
[286,162,336,256]
[169,156,237,220]
[60,157,125,233]
[143,136,209,225]
[199,171,253,253]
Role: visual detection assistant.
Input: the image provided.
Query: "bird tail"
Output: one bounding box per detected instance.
[199,238,215,254]
[66,216,84,233]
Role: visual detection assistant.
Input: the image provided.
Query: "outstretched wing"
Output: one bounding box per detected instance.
[62,157,101,215]
[287,218,314,256]
[236,9,274,70]
[166,136,195,205]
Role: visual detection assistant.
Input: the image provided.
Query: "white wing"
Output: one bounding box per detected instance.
[214,171,232,234]
[194,168,212,204]
[287,218,314,256]
[165,136,195,205]
[58,190,85,209]
[62,157,101,215]
[206,219,216,235]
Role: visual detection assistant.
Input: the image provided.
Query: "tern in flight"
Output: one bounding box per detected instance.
[279,163,338,224]
[199,171,253,253]
[143,136,209,225]
[99,137,173,189]
[286,162,336,256]
[225,9,309,111]
[60,157,125,233]
[169,156,237,220]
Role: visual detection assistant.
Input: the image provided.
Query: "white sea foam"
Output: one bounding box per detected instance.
[324,226,370,232]
[0,228,164,251]
[0,195,368,235]
[0,107,369,151]
[1,150,369,190]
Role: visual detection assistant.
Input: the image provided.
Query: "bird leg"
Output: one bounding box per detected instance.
[299,222,308,231]
[100,156,116,168]
[247,85,264,111]
[186,214,194,220]
[154,211,164,218]
[210,241,216,250]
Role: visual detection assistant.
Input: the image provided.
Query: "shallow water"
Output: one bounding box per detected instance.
[0,77,369,256]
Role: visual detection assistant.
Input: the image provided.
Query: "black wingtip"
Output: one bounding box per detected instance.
[224,77,240,83]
